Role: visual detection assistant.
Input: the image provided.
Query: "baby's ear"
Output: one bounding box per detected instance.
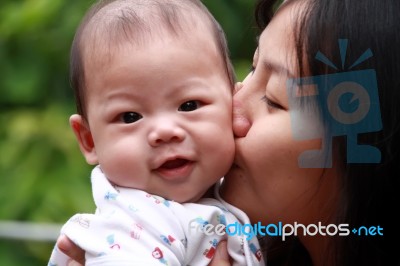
[69,114,98,165]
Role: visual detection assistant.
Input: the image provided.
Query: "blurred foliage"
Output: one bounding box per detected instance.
[0,0,258,264]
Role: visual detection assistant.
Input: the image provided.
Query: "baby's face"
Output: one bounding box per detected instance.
[81,29,234,202]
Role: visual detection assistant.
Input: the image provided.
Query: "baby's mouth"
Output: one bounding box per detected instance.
[160,158,190,169]
[155,158,194,181]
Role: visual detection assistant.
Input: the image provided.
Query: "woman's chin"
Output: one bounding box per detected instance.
[224,163,243,180]
[221,168,248,203]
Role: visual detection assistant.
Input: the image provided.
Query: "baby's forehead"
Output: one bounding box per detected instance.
[82,0,213,48]
[79,1,225,76]
[80,1,218,67]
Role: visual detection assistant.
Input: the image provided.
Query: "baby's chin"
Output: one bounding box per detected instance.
[168,192,204,203]
[157,188,211,203]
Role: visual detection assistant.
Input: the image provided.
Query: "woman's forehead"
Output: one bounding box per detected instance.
[258,9,299,71]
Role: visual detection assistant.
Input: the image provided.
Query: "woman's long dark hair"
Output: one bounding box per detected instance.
[255,0,400,265]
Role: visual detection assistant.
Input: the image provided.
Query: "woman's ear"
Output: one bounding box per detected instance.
[69,114,98,165]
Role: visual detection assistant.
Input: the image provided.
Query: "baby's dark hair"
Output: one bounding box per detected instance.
[70,0,235,119]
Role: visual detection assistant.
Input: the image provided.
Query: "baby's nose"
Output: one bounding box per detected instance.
[148,120,186,146]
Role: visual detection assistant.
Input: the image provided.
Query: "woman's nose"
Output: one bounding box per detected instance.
[232,88,251,138]
[148,120,186,147]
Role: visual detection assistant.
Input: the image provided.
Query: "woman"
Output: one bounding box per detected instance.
[59,0,400,265]
[221,0,398,265]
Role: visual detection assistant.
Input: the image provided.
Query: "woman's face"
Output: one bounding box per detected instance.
[221,2,338,227]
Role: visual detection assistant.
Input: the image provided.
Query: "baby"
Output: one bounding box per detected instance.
[48,0,264,265]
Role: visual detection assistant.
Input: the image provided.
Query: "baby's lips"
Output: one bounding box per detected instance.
[159,158,189,169]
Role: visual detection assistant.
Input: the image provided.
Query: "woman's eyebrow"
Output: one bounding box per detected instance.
[257,33,295,78]
[263,59,295,78]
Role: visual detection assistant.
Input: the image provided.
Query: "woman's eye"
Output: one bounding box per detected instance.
[121,112,142,124]
[179,100,200,112]
[261,96,284,110]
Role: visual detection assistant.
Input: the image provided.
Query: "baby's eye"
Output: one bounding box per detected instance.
[179,100,200,112]
[121,112,142,123]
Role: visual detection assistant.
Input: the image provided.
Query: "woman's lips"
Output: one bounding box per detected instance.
[155,159,194,181]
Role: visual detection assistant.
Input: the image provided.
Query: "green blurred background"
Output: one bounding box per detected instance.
[0,0,259,264]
